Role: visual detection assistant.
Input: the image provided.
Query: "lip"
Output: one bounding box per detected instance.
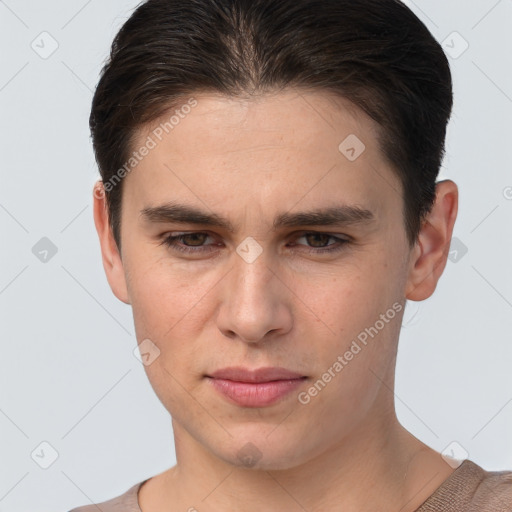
[209,366,305,383]
[206,367,307,407]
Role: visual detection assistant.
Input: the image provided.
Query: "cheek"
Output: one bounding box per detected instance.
[127,264,212,417]
[127,256,215,337]
[295,263,396,337]
[296,256,404,389]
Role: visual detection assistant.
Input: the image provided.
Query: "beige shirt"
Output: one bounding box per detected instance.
[68,459,512,511]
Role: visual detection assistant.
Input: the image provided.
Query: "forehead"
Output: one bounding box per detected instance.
[139,89,380,155]
[124,88,402,226]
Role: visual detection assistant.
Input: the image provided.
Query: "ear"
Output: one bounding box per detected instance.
[92,181,131,304]
[405,179,458,301]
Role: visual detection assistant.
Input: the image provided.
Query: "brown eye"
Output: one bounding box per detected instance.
[290,232,349,254]
[304,233,333,248]
[178,233,209,246]
[160,232,218,255]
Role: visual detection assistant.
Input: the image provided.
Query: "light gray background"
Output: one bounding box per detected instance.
[0,1,511,511]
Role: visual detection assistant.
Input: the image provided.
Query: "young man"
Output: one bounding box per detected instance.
[70,0,512,510]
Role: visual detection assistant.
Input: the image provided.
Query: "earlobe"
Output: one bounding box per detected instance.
[405,180,458,301]
[92,181,131,305]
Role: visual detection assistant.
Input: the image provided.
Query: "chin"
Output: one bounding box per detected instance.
[214,429,312,471]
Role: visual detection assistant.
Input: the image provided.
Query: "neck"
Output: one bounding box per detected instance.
[141,394,454,512]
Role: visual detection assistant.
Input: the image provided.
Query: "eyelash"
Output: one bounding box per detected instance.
[159,232,349,255]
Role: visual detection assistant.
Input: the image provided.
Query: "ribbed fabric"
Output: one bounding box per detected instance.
[68,459,512,511]
[68,479,148,512]
[415,459,512,511]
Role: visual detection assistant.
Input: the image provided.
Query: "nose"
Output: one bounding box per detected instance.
[216,249,293,343]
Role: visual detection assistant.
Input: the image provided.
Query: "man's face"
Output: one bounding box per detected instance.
[114,89,413,469]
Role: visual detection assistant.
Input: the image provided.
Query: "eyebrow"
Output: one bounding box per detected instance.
[139,201,375,231]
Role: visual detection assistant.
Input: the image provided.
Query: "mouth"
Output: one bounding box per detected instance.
[205,366,308,407]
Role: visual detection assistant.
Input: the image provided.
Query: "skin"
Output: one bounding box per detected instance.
[93,88,458,512]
